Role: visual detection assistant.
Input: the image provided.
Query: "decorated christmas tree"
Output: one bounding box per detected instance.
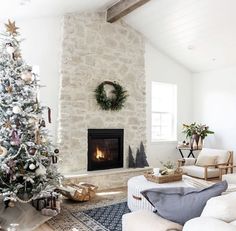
[0,20,61,207]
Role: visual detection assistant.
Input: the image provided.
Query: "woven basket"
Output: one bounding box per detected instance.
[144,168,183,184]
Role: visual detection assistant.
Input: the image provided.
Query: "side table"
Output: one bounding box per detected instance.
[177,147,200,158]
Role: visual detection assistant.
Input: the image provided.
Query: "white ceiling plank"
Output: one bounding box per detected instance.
[124,0,236,72]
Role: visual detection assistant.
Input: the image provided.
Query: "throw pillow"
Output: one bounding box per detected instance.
[201,191,236,222]
[195,155,217,166]
[141,180,227,225]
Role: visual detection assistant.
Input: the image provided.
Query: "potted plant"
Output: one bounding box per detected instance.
[160,160,176,175]
[182,122,214,149]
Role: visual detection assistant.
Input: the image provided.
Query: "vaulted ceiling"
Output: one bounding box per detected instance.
[1,0,236,72]
[124,0,236,72]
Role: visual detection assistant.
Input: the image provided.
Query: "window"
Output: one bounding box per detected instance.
[151,82,177,142]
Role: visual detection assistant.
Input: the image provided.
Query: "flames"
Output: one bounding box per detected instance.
[95,147,105,160]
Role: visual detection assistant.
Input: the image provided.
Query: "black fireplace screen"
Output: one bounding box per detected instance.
[87,129,124,171]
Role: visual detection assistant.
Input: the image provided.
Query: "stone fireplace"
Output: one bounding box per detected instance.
[87,129,124,171]
[58,12,146,174]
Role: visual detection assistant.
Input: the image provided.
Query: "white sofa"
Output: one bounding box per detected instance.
[122,210,183,231]
[123,191,236,231]
[123,209,236,231]
[183,217,236,231]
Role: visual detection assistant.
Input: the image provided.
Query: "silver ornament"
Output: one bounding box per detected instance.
[21,71,33,83]
[29,163,36,170]
[12,106,22,114]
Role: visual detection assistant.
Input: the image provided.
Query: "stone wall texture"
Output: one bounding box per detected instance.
[58,12,146,174]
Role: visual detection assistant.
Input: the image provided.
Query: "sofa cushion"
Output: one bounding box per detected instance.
[201,191,236,222]
[183,217,236,231]
[195,155,217,166]
[122,210,183,231]
[141,181,227,225]
[199,148,230,164]
[181,165,220,179]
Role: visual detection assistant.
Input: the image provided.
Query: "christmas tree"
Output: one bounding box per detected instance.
[0,20,61,207]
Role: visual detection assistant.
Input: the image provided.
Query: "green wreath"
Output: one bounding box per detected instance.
[95,81,128,111]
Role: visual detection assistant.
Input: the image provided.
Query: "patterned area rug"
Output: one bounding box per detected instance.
[47,202,130,231]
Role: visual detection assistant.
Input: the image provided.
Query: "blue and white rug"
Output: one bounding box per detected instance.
[47,202,130,231]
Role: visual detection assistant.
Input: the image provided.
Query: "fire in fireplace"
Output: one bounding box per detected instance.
[95,146,105,160]
[87,129,124,171]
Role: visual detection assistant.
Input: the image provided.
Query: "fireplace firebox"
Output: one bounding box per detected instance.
[87,129,124,171]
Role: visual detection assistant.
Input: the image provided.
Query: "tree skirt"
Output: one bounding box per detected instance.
[47,202,130,231]
[0,202,51,230]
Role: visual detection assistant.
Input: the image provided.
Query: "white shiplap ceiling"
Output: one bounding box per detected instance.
[124,0,236,72]
[1,0,236,72]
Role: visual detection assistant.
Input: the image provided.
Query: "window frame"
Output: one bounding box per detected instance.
[151,82,177,142]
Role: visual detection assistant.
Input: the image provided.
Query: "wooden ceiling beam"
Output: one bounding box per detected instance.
[107,0,151,23]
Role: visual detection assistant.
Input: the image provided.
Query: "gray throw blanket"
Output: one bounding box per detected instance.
[141,180,228,225]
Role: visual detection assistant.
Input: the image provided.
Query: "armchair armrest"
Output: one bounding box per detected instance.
[218,165,236,169]
[202,163,228,168]
[178,158,196,167]
[218,165,236,179]
[203,163,232,180]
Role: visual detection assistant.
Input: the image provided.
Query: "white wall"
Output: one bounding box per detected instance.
[193,67,236,159]
[145,42,193,167]
[18,16,62,142]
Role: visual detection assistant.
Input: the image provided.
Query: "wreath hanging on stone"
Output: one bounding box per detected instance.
[95,81,128,111]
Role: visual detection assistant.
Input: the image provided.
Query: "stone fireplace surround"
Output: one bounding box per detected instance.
[58,12,146,174]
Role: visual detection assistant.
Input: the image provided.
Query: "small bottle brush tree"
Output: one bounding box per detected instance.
[0,20,61,207]
[128,146,135,168]
[135,142,149,168]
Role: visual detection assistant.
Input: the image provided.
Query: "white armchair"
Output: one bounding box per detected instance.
[178,148,233,180]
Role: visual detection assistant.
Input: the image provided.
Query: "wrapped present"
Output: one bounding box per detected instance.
[32,197,47,211]
[54,200,61,213]
[47,193,61,213]
[51,155,58,164]
[32,192,60,212]
[41,192,61,216]
[58,183,98,202]
[41,208,58,217]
